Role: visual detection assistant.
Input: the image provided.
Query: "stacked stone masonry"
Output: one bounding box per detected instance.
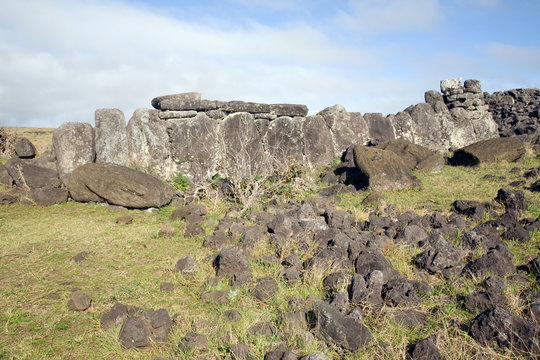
[52,78,537,183]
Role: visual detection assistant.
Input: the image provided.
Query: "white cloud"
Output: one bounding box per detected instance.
[337,0,442,33]
[0,0,378,127]
[484,43,540,72]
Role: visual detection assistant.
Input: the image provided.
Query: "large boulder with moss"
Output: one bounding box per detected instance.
[376,139,444,171]
[67,163,174,208]
[352,145,422,190]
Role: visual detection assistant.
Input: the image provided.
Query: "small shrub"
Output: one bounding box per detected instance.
[171,172,189,192]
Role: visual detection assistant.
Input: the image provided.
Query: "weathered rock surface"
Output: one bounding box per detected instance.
[352,145,421,190]
[450,137,526,166]
[118,309,172,349]
[486,88,540,137]
[14,137,36,158]
[67,163,174,208]
[376,139,444,171]
[470,306,540,357]
[126,108,172,178]
[94,108,128,165]
[29,186,69,206]
[67,290,92,311]
[5,158,62,190]
[53,122,95,183]
[313,301,371,351]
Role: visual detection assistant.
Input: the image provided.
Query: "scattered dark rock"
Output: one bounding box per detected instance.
[248,321,277,336]
[407,337,442,360]
[101,302,128,330]
[250,277,278,301]
[158,223,177,237]
[463,249,515,278]
[175,255,199,278]
[201,290,229,304]
[470,306,540,357]
[116,215,133,225]
[224,309,242,322]
[14,137,36,158]
[179,332,209,352]
[67,290,91,311]
[230,343,251,360]
[29,186,69,206]
[214,247,251,277]
[299,352,330,360]
[312,301,372,351]
[71,251,90,263]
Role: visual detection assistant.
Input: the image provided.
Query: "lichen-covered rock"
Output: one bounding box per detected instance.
[264,116,304,165]
[168,113,218,183]
[313,301,371,351]
[14,137,36,158]
[5,158,62,190]
[94,108,128,165]
[52,122,95,184]
[302,115,335,168]
[126,108,172,178]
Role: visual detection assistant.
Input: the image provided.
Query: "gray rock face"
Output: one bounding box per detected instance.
[364,113,395,144]
[53,122,95,183]
[313,301,371,351]
[218,112,267,179]
[352,145,422,190]
[151,92,202,110]
[470,306,540,357]
[265,116,304,166]
[213,247,251,277]
[14,137,36,158]
[94,108,128,165]
[67,163,174,208]
[127,108,172,178]
[302,115,335,168]
[67,290,92,311]
[168,113,218,183]
[317,105,369,156]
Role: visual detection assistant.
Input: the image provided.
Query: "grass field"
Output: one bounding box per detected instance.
[0,131,539,359]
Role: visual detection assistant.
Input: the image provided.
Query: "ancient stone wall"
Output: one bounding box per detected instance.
[52,78,537,184]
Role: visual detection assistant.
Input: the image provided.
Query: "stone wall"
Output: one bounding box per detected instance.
[52,78,535,184]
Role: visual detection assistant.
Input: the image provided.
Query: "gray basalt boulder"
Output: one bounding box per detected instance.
[94,108,128,165]
[352,145,422,190]
[14,137,36,158]
[450,137,526,166]
[151,92,202,111]
[364,113,395,144]
[118,308,172,349]
[4,158,62,190]
[218,112,267,179]
[67,163,174,208]
[470,306,540,357]
[317,105,369,157]
[53,122,95,184]
[302,115,335,168]
[264,116,305,166]
[168,113,218,183]
[313,301,371,351]
[126,108,172,179]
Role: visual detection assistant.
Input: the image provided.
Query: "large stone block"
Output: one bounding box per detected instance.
[264,116,305,167]
[302,115,335,167]
[168,113,218,183]
[317,105,368,157]
[52,122,95,183]
[217,112,267,179]
[126,109,172,178]
[364,113,395,144]
[151,92,202,110]
[95,108,128,165]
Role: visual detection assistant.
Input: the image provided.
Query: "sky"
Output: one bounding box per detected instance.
[0,0,539,128]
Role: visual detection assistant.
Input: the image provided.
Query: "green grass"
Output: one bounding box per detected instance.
[0,152,539,359]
